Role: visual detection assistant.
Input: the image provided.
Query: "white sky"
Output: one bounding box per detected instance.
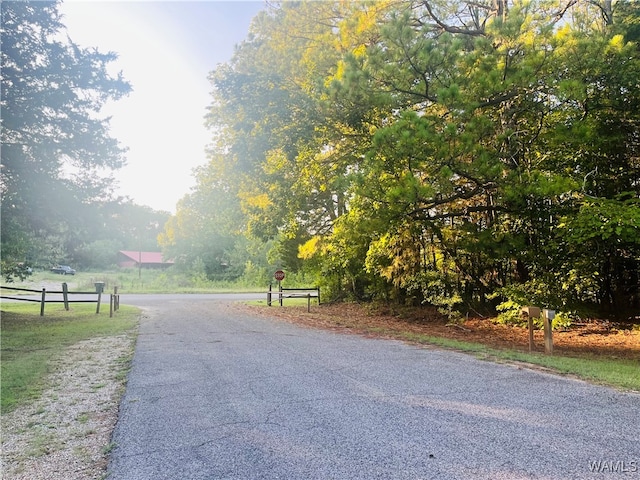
[59,0,265,213]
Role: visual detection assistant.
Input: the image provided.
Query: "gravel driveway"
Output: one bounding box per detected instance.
[108,295,639,480]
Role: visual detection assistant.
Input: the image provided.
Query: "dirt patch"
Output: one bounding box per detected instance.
[1,335,135,480]
[240,302,640,362]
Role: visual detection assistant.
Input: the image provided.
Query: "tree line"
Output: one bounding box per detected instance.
[1,1,168,278]
[162,0,639,319]
[3,1,638,320]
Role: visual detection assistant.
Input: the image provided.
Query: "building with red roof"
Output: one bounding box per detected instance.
[117,251,174,269]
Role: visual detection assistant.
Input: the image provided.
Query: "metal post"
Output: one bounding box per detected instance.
[279,282,283,307]
[267,283,272,306]
[307,293,311,313]
[96,292,101,314]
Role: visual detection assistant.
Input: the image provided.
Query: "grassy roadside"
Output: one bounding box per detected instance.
[400,332,640,392]
[6,269,267,294]
[0,303,140,413]
[247,301,640,393]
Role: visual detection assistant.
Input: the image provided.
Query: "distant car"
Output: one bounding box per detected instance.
[51,265,76,275]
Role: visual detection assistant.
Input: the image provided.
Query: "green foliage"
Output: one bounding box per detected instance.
[74,239,123,270]
[167,0,640,318]
[493,288,578,329]
[494,299,529,327]
[495,300,576,330]
[1,1,136,277]
[559,196,640,245]
[406,270,464,323]
[298,211,376,301]
[158,162,245,282]
[0,262,34,283]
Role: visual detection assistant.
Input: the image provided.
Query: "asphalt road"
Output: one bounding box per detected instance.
[108,295,639,480]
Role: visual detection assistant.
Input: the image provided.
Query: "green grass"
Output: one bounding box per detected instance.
[0,303,139,413]
[6,268,269,294]
[399,332,640,392]
[8,266,319,295]
[263,297,320,307]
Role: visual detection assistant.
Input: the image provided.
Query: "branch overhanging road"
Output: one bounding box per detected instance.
[108,295,639,480]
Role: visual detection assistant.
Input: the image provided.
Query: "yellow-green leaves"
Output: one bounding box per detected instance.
[182,0,640,313]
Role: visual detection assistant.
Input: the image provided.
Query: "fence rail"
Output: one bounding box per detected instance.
[267,285,320,312]
[1,285,44,303]
[1,283,121,317]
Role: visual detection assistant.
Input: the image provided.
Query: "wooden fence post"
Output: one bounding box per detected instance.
[40,288,46,316]
[96,292,101,314]
[522,306,540,352]
[62,282,69,311]
[543,309,555,355]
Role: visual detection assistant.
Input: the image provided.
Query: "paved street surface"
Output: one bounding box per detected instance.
[108,295,639,479]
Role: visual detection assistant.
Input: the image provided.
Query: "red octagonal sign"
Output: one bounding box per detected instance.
[274,270,285,281]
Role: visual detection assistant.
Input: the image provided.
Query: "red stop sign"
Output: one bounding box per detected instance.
[274,270,285,281]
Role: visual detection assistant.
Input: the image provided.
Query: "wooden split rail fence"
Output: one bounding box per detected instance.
[1,283,121,317]
[267,284,320,312]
